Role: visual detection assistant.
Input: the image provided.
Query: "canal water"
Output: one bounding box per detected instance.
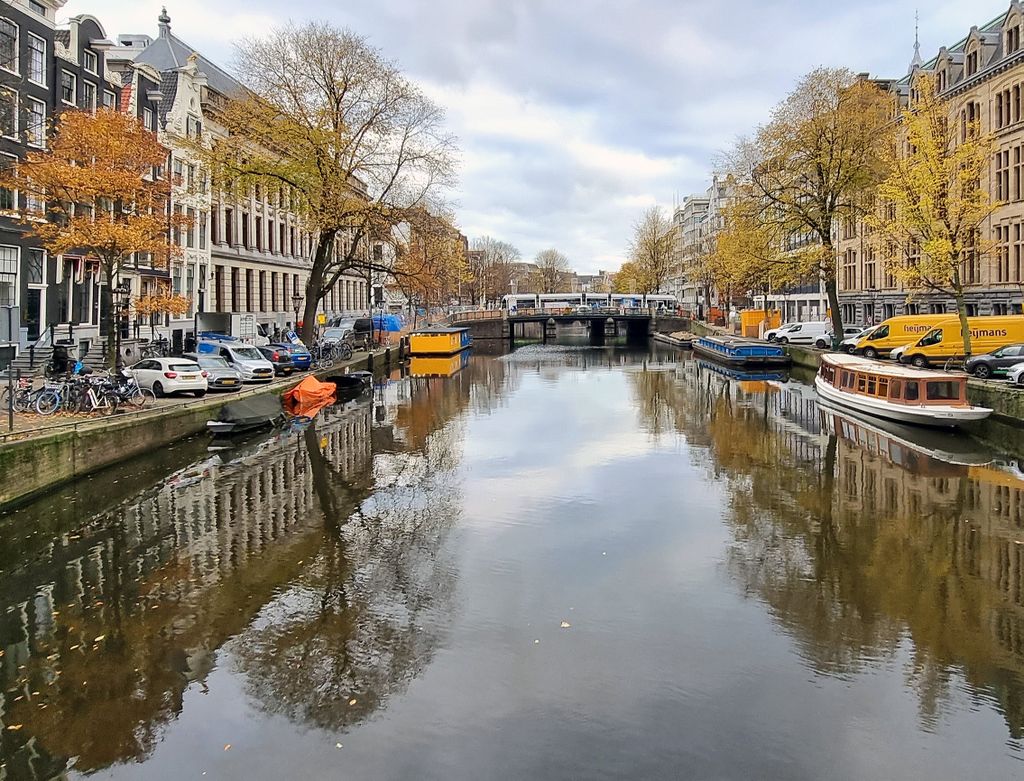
[3,342,1024,780]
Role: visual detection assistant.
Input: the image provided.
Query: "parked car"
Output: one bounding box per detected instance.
[269,342,312,371]
[810,326,863,349]
[199,341,275,382]
[129,357,208,398]
[838,326,875,354]
[322,326,352,344]
[963,344,1024,379]
[765,323,796,342]
[183,353,244,392]
[1007,362,1024,385]
[890,343,912,363]
[257,345,296,376]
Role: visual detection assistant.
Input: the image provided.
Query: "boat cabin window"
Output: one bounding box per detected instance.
[841,370,855,389]
[856,374,867,392]
[819,363,836,384]
[867,376,877,395]
[917,329,943,347]
[890,380,902,400]
[877,377,889,397]
[926,380,960,401]
[904,381,920,401]
[868,325,889,340]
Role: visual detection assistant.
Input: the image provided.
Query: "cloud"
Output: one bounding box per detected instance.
[65,0,1008,276]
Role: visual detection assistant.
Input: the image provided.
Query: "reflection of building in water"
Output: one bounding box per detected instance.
[635,360,1024,740]
[0,403,372,776]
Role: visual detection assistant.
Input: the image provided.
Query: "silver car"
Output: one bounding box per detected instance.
[183,353,244,392]
[1006,361,1024,385]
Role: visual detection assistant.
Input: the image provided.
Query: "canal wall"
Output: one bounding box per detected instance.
[0,349,396,509]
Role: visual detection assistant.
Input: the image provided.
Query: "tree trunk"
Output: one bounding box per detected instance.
[300,229,339,345]
[955,288,972,358]
[824,270,843,350]
[101,276,115,370]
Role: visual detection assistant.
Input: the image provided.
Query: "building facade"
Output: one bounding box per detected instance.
[838,2,1024,325]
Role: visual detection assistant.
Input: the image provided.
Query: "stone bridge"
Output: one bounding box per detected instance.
[449,309,690,346]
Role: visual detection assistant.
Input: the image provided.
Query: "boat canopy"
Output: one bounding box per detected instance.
[216,395,284,427]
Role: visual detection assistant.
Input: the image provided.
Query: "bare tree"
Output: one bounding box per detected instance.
[468,236,520,305]
[628,206,678,293]
[206,22,458,343]
[532,248,571,293]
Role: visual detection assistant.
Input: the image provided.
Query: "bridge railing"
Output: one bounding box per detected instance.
[450,309,503,323]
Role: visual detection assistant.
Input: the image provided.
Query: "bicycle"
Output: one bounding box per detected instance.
[141,338,171,359]
[76,376,120,416]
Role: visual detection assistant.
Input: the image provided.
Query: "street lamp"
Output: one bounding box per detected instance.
[111,280,131,370]
[291,292,303,335]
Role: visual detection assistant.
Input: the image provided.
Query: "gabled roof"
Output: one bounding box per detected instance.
[898,12,1007,85]
[133,30,242,98]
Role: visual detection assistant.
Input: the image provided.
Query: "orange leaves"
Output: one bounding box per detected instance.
[133,293,192,318]
[0,108,183,270]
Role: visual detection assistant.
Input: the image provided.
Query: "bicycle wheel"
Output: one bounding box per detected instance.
[35,390,61,415]
[338,343,353,361]
[101,391,120,415]
[124,386,147,408]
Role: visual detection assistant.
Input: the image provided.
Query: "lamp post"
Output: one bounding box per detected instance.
[291,292,303,337]
[111,280,131,370]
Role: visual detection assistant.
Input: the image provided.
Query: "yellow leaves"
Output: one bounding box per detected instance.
[134,293,192,318]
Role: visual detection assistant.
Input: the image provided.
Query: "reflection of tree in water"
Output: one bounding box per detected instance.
[632,359,1024,740]
[233,369,473,731]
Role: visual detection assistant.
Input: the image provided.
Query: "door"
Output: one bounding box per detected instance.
[995,345,1023,370]
[24,289,42,341]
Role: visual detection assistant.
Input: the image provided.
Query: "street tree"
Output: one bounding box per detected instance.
[0,109,188,367]
[469,236,519,305]
[392,211,467,324]
[866,73,999,357]
[208,22,457,344]
[729,68,893,338]
[628,206,678,293]
[532,248,571,293]
[612,261,642,293]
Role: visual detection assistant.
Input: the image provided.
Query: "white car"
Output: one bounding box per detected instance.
[130,357,208,398]
[839,326,875,353]
[199,341,275,383]
[1006,361,1024,385]
[890,343,914,363]
[773,321,831,345]
[765,323,796,341]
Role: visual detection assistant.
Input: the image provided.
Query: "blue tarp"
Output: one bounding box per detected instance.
[372,314,403,332]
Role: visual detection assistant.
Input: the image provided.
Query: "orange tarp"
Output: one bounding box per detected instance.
[283,375,336,419]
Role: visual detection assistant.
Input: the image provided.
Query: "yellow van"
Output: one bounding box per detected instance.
[902,316,1024,368]
[854,315,953,359]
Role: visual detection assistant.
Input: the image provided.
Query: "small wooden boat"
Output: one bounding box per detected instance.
[814,353,991,428]
[653,332,694,349]
[409,327,472,355]
[692,335,791,367]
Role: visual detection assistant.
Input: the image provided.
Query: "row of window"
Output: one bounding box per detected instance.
[0,17,99,81]
[0,88,45,146]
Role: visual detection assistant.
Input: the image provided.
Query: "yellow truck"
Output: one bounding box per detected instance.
[901,315,1024,368]
[853,315,953,359]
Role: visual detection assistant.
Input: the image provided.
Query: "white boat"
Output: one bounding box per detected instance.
[814,353,991,428]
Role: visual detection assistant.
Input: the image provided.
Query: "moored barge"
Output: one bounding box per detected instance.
[692,335,791,368]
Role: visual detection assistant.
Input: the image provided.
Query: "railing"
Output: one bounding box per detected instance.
[450,309,504,323]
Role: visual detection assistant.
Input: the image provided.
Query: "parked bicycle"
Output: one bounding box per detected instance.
[141,338,171,359]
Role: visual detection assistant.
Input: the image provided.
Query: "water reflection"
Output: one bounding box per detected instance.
[631,356,1024,742]
[0,360,510,778]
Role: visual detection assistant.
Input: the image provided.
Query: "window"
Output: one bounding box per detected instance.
[81,80,96,111]
[868,324,889,340]
[926,381,960,401]
[1010,25,1021,54]
[0,88,15,137]
[172,158,183,185]
[918,329,943,347]
[61,71,76,104]
[186,115,202,138]
[904,382,920,401]
[29,0,47,15]
[143,107,155,131]
[856,374,867,392]
[83,50,98,74]
[242,213,250,247]
[103,90,116,110]
[199,212,207,249]
[25,248,44,284]
[996,149,1010,200]
[26,98,45,147]
[890,380,902,400]
[186,163,194,190]
[0,246,16,306]
[186,207,195,249]
[0,18,17,74]
[27,33,45,84]
[0,154,15,210]
[225,208,234,245]
[966,50,979,77]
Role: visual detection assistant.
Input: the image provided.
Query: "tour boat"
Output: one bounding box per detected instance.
[692,335,791,368]
[814,353,991,428]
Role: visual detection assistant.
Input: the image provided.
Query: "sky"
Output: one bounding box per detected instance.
[65,0,1000,275]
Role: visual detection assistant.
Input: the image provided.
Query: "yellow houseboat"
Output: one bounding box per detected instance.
[408,327,473,356]
[408,351,472,378]
[815,354,991,428]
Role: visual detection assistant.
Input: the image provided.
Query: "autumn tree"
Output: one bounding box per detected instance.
[628,206,678,293]
[612,261,641,293]
[134,291,192,341]
[866,73,999,357]
[468,236,519,305]
[532,248,571,293]
[392,211,467,324]
[0,109,187,367]
[207,22,457,344]
[728,68,893,339]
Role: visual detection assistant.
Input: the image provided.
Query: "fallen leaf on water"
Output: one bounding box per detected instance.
[224,744,231,751]
[94,635,105,642]
[348,698,357,706]
[336,743,343,749]
[560,621,571,629]
[534,639,540,644]
[6,725,22,731]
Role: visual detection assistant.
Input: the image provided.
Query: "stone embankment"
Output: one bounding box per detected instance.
[0,347,400,509]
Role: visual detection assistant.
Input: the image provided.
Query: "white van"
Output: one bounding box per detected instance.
[772,321,831,345]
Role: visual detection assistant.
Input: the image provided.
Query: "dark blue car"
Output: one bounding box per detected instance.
[270,342,312,371]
